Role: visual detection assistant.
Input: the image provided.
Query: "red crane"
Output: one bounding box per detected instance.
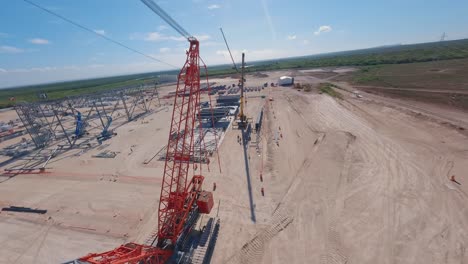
[78,1,214,263]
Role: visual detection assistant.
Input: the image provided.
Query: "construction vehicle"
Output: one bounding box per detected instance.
[76,0,215,263]
[73,111,85,138]
[97,116,115,143]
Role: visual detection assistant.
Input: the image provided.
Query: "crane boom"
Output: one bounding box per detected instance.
[157,38,205,244]
[219,27,238,72]
[140,0,191,39]
[78,1,214,263]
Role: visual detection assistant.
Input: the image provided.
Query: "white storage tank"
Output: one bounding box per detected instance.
[278,76,294,86]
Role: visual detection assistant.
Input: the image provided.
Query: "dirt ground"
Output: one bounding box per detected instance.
[0,70,467,263]
[210,72,468,264]
[331,58,468,111]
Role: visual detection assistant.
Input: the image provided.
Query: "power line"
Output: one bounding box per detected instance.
[22,0,179,69]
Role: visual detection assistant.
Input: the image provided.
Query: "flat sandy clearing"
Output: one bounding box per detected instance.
[1,71,467,264]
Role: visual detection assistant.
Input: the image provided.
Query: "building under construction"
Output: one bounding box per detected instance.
[2,83,160,174]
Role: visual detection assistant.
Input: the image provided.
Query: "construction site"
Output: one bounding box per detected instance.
[1,1,468,264]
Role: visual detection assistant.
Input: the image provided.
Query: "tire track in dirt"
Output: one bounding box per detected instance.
[224,207,293,264]
[321,132,355,264]
[314,94,468,263]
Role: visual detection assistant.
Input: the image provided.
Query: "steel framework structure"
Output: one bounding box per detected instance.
[78,0,216,262]
[79,38,214,264]
[14,84,160,149]
[158,39,204,243]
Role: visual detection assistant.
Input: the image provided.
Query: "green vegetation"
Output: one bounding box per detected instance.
[319,83,343,99]
[352,58,468,89]
[350,58,468,110]
[2,38,468,108]
[205,39,468,77]
[0,71,176,108]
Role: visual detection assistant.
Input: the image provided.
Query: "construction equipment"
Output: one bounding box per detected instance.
[237,53,248,128]
[97,116,114,143]
[77,0,215,263]
[73,111,86,138]
[218,28,248,128]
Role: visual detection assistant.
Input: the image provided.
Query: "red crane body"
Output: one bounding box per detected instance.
[79,39,213,264]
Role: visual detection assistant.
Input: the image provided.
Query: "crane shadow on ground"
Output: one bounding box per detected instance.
[241,128,256,223]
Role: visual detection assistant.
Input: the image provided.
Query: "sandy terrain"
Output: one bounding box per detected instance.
[211,78,468,264]
[0,70,467,263]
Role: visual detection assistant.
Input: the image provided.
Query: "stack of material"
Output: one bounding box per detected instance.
[199,107,230,120]
[92,150,117,158]
[216,95,240,106]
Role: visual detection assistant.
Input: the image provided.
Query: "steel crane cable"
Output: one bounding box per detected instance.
[22,0,179,69]
[140,0,191,40]
[219,28,239,72]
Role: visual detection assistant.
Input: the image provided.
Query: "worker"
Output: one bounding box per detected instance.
[261,187,265,196]
[450,175,461,185]
[260,173,263,182]
[280,133,283,139]
[213,182,217,191]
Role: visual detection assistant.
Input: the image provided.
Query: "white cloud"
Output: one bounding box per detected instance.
[0,45,24,54]
[141,32,210,42]
[167,35,186,42]
[287,35,297,40]
[144,32,186,42]
[314,25,332,35]
[203,41,222,47]
[30,67,57,72]
[89,64,104,68]
[302,40,310,45]
[195,34,211,41]
[94,29,106,36]
[29,38,50,45]
[63,65,79,70]
[215,48,297,62]
[158,25,168,31]
[159,47,171,53]
[2,66,58,73]
[207,4,220,10]
[144,32,164,41]
[0,45,319,88]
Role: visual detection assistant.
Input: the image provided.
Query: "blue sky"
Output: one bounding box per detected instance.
[1,0,467,88]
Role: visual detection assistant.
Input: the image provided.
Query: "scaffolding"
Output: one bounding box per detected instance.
[2,84,160,174]
[14,84,160,149]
